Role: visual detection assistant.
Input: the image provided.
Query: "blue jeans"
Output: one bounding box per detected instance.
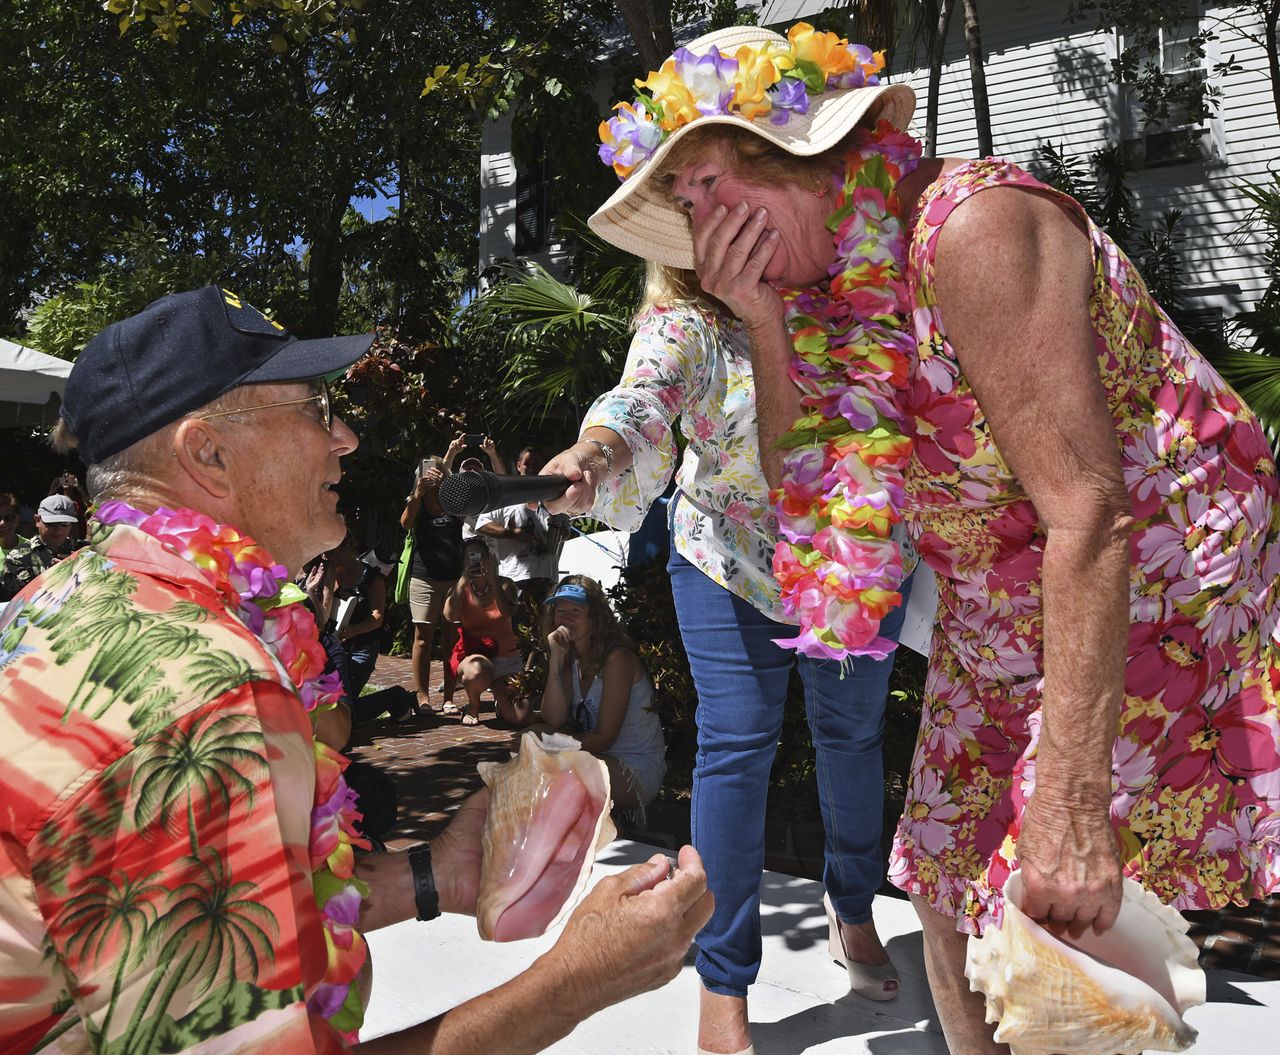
[668,548,909,996]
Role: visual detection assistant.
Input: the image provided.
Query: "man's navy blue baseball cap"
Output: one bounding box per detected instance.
[62,286,374,464]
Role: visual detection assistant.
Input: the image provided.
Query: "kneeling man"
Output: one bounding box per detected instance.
[0,287,709,1054]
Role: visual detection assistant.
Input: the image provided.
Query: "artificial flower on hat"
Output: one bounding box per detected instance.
[787,21,859,86]
[671,46,739,116]
[597,22,894,183]
[598,100,664,179]
[732,40,794,119]
[636,56,702,130]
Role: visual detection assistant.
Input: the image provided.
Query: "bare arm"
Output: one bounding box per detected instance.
[442,584,462,624]
[480,436,507,475]
[342,575,386,640]
[539,628,573,729]
[475,516,528,543]
[577,648,640,755]
[541,427,633,516]
[442,435,465,471]
[743,314,804,491]
[312,700,352,753]
[689,201,799,491]
[401,474,431,532]
[492,572,516,619]
[358,847,713,1055]
[934,186,1130,935]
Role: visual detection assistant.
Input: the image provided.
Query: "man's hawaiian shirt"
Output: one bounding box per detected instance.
[0,521,347,1053]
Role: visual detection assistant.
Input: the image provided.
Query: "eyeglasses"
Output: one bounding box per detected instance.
[573,699,596,733]
[200,379,331,431]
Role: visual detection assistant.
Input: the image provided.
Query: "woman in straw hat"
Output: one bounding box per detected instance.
[542,24,922,1055]
[545,20,1280,1055]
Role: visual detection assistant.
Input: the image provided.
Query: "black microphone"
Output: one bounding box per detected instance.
[438,471,571,517]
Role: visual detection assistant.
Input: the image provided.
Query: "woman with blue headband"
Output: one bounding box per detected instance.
[538,575,667,808]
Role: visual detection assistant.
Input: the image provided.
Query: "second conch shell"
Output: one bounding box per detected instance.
[964,869,1205,1055]
[475,731,616,942]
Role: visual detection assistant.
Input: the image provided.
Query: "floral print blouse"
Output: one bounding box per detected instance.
[582,305,789,620]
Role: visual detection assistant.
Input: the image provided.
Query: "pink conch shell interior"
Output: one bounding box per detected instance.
[964,869,1206,1055]
[476,732,616,942]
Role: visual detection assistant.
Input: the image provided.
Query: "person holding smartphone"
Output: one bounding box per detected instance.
[400,437,470,713]
[442,538,528,726]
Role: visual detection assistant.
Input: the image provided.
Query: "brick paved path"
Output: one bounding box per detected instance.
[352,654,1279,979]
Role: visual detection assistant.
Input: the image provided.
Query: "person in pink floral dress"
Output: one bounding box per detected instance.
[582,23,1280,1055]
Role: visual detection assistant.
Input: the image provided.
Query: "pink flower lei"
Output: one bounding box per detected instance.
[772,121,920,661]
[96,500,371,1042]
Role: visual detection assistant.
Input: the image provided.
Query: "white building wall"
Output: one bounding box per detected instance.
[479,110,574,283]
[479,111,517,278]
[896,0,1277,313]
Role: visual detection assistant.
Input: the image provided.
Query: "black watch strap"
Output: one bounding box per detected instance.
[408,843,440,921]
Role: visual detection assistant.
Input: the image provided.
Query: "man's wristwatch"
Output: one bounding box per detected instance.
[579,436,615,476]
[408,842,441,921]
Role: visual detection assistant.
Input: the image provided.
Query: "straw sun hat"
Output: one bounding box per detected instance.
[588,25,916,270]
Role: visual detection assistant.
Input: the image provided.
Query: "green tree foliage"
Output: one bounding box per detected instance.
[332,329,516,539]
[3,0,616,345]
[25,225,227,360]
[461,260,634,421]
[104,0,365,47]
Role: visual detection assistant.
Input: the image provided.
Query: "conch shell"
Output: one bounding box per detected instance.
[475,732,616,942]
[964,870,1205,1055]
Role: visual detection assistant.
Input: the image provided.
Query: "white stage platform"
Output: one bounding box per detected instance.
[362,840,1280,1054]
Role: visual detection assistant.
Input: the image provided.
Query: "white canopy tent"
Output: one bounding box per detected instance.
[0,338,72,428]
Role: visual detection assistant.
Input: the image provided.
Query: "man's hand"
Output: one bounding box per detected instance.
[1016,787,1123,939]
[543,845,713,1017]
[430,788,490,916]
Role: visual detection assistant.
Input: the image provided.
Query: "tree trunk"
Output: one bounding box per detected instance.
[961,0,993,156]
[614,0,674,74]
[926,0,956,156]
[305,181,352,337]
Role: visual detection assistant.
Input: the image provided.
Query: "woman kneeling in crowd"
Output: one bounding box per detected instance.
[444,538,529,726]
[538,575,667,808]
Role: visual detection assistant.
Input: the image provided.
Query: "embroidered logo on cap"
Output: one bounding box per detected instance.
[222,288,288,337]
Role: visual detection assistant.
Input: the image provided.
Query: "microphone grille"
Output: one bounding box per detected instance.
[438,471,497,517]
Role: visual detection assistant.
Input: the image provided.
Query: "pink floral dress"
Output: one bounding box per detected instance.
[887,159,1280,932]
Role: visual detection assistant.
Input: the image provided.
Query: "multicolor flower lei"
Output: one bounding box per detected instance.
[95,501,371,1042]
[772,121,921,662]
[599,22,885,179]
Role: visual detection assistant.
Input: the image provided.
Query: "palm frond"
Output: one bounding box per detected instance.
[1209,347,1280,449]
[475,261,627,339]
